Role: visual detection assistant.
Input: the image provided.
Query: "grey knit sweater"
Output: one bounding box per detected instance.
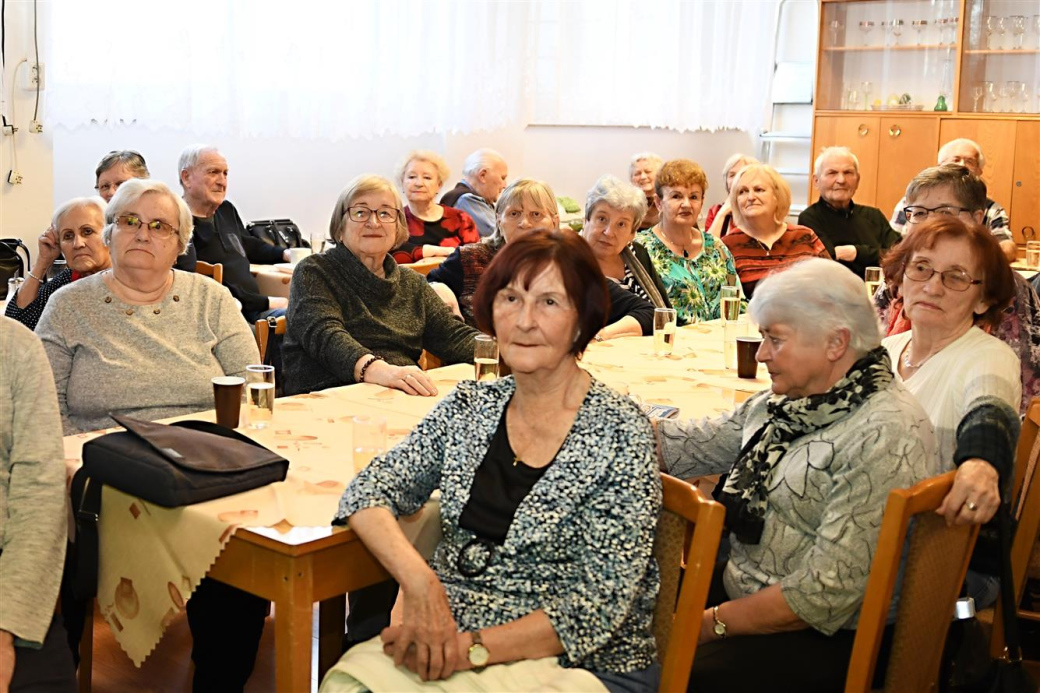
[0,318,67,645]
[282,243,478,396]
[36,271,260,434]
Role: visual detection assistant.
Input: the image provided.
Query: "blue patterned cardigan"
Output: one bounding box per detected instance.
[335,377,662,674]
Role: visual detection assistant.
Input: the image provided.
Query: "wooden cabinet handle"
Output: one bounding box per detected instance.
[889,125,902,137]
[858,124,870,137]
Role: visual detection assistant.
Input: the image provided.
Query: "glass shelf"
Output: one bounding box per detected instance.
[959,0,1040,113]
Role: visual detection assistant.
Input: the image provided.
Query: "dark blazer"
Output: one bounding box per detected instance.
[439,181,475,208]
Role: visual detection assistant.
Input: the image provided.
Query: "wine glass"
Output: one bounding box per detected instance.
[1034,15,1040,49]
[829,19,845,46]
[859,20,875,47]
[1007,81,1023,113]
[912,19,928,46]
[1009,15,1026,49]
[892,19,905,45]
[985,16,1000,48]
[880,20,893,47]
[997,84,1009,112]
[983,81,996,112]
[949,16,960,46]
[861,81,874,110]
[995,16,1007,49]
[971,83,984,112]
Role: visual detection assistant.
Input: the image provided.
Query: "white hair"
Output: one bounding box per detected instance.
[103,178,195,254]
[584,175,648,227]
[748,258,881,357]
[813,146,860,177]
[177,144,221,186]
[52,196,107,231]
[628,152,663,178]
[938,138,985,170]
[461,148,505,179]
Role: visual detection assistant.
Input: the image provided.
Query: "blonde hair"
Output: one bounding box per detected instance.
[328,174,408,247]
[728,164,792,229]
[395,150,451,191]
[486,179,558,248]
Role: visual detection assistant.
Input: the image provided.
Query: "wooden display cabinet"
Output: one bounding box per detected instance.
[811,0,1039,245]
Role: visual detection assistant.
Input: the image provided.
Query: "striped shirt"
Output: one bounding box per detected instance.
[720,223,830,298]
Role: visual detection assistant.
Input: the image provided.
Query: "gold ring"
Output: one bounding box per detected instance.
[966,501,978,511]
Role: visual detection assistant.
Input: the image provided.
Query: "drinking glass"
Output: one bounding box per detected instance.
[653,308,678,357]
[845,85,860,111]
[829,19,844,46]
[984,81,996,112]
[995,16,1007,49]
[310,232,328,254]
[892,19,905,45]
[1034,15,1040,49]
[720,286,741,322]
[1027,241,1040,269]
[1007,81,1023,113]
[7,276,24,301]
[860,81,874,110]
[971,83,984,112]
[985,16,1000,48]
[474,334,499,382]
[352,415,386,475]
[997,84,1010,112]
[244,365,275,429]
[937,17,949,46]
[912,19,928,45]
[880,20,893,47]
[1009,15,1026,49]
[859,20,875,47]
[863,267,883,299]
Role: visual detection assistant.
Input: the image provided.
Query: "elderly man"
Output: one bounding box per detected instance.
[799,146,901,279]
[439,148,508,237]
[179,144,290,323]
[890,138,1017,262]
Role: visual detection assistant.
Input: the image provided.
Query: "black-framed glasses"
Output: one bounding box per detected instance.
[116,214,179,239]
[903,205,973,224]
[903,259,981,292]
[346,206,400,224]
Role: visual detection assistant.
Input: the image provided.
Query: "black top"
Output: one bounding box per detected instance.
[439,180,475,208]
[458,403,553,545]
[191,200,284,319]
[798,198,901,279]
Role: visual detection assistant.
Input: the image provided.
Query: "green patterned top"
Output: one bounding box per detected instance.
[637,227,742,324]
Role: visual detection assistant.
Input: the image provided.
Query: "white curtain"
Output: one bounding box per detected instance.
[48,0,779,139]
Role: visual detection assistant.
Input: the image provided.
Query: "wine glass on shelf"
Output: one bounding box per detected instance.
[985,16,999,48]
[995,16,1007,49]
[938,17,952,46]
[1007,81,1023,113]
[971,83,984,112]
[1009,16,1026,49]
[912,20,928,46]
[829,19,845,46]
[1034,15,1040,49]
[949,16,959,46]
[997,84,1009,112]
[861,81,874,110]
[859,20,875,47]
[892,19,905,46]
[880,20,893,47]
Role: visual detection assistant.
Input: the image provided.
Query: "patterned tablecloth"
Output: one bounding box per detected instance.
[63,322,767,666]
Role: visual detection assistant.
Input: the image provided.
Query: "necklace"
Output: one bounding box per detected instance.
[902,340,931,370]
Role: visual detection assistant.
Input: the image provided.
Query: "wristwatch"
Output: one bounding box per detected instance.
[712,605,728,639]
[467,630,490,670]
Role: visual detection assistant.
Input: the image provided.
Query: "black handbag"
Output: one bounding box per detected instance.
[71,415,289,598]
[246,219,308,249]
[0,238,30,299]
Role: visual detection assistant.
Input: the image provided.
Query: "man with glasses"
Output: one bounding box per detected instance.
[889,138,1016,262]
[178,144,291,322]
[799,146,901,278]
[439,148,509,237]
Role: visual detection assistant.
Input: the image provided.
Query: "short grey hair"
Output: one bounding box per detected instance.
[584,175,648,228]
[749,258,881,357]
[486,179,558,248]
[905,164,987,212]
[721,153,758,181]
[628,152,663,178]
[937,138,985,170]
[461,148,505,179]
[53,196,107,232]
[328,174,408,247]
[103,178,194,254]
[813,146,860,177]
[95,150,149,188]
[177,144,221,186]
[395,150,451,191]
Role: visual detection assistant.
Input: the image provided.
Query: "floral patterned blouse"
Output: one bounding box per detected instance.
[335,377,661,674]
[637,227,741,323]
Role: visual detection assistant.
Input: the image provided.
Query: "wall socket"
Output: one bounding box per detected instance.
[30,121,43,133]
[8,171,24,185]
[19,62,44,91]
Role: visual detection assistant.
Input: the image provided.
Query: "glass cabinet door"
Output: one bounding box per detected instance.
[958,0,1040,113]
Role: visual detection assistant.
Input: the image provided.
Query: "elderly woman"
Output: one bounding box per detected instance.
[721,164,830,299]
[428,178,655,341]
[629,152,663,230]
[282,174,479,397]
[580,175,671,310]
[5,197,111,330]
[392,150,480,264]
[637,159,740,324]
[705,153,759,235]
[881,215,1019,608]
[656,258,939,692]
[322,230,661,693]
[34,178,265,691]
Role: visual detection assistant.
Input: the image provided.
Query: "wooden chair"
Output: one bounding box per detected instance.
[418,351,443,371]
[654,474,726,692]
[255,315,286,363]
[194,260,223,285]
[845,471,980,692]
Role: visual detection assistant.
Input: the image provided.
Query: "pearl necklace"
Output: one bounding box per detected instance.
[902,340,932,370]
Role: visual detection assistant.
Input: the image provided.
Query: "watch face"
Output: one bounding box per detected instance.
[469,643,490,667]
[713,622,726,637]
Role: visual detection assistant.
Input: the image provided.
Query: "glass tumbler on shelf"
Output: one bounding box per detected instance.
[860,81,874,110]
[1009,15,1026,49]
[859,20,875,47]
[984,81,996,112]
[911,19,928,45]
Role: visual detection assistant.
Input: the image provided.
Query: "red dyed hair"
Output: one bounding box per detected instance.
[473,229,610,355]
[881,216,1013,330]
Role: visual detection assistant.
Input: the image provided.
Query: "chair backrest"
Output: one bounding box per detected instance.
[654,473,725,693]
[195,260,223,285]
[846,471,980,693]
[989,397,1040,657]
[255,315,286,364]
[418,350,443,371]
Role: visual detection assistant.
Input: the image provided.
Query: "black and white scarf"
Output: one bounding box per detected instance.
[720,347,894,544]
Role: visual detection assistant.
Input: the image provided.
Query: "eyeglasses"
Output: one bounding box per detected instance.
[116,214,179,239]
[346,206,400,224]
[903,205,974,224]
[96,181,126,195]
[903,259,981,292]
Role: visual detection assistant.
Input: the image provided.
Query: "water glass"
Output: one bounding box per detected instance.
[474,334,499,382]
[244,364,276,429]
[352,415,386,475]
[7,276,25,301]
[310,232,328,254]
[864,267,883,299]
[724,320,747,370]
[1027,241,1040,269]
[653,308,677,356]
[720,286,741,322]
